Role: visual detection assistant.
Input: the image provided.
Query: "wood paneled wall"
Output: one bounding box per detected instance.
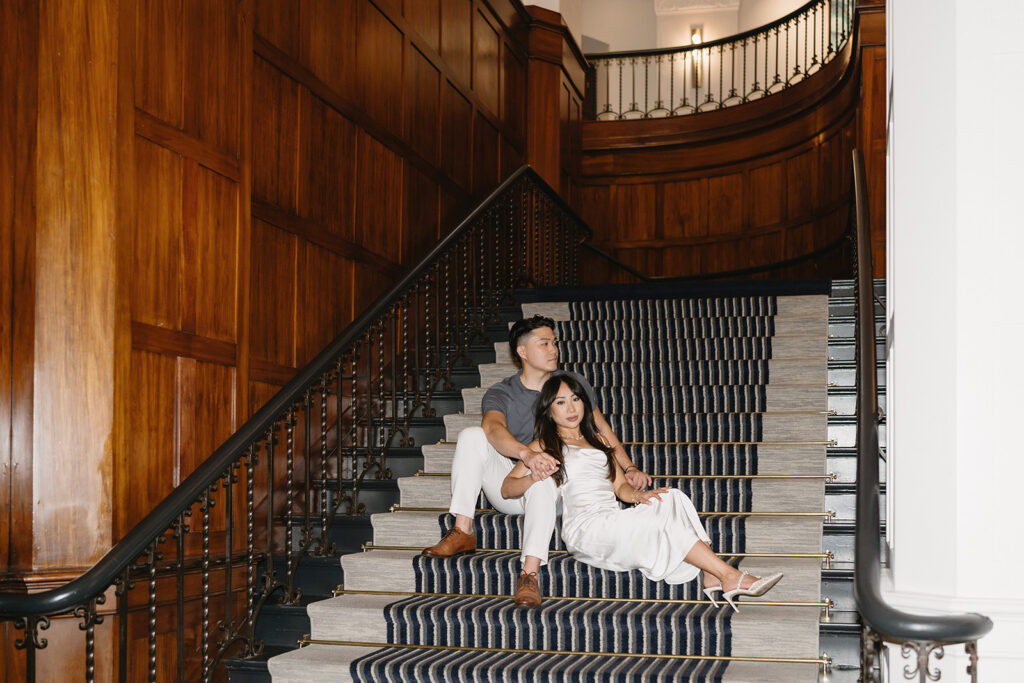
[3,0,542,675]
[578,22,864,282]
[857,1,887,276]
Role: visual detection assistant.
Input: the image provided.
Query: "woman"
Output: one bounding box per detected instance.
[501,374,782,610]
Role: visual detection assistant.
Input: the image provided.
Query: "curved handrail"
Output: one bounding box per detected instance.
[587,0,831,60]
[586,0,853,120]
[0,165,588,620]
[851,148,992,644]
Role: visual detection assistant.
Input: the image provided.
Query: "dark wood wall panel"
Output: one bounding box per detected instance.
[441,0,473,87]
[357,2,405,137]
[3,11,532,673]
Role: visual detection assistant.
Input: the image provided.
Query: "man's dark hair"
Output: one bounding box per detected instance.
[508,315,555,367]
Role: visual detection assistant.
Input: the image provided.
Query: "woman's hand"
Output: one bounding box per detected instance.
[635,487,670,505]
[624,467,652,490]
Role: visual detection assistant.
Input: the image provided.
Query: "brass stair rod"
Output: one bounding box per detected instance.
[298,637,832,668]
[331,587,834,610]
[415,470,837,480]
[389,505,835,518]
[360,542,835,561]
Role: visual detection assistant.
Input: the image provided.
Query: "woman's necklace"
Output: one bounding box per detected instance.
[558,430,583,441]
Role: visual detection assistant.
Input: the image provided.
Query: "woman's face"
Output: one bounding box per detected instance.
[548,382,583,430]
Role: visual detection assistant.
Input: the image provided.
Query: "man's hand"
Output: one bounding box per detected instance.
[625,467,653,490]
[521,448,560,480]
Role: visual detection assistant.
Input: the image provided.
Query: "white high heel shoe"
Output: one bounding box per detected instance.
[701,575,723,607]
[721,571,784,612]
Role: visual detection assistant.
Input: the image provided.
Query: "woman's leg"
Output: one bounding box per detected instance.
[683,540,758,591]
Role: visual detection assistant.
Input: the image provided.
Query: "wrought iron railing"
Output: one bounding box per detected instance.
[586,0,854,120]
[850,149,992,681]
[0,166,590,682]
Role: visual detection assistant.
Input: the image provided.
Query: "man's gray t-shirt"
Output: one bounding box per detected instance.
[480,371,598,444]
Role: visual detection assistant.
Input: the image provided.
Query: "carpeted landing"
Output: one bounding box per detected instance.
[268,294,829,682]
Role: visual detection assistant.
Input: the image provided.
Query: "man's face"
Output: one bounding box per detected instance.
[516,327,558,372]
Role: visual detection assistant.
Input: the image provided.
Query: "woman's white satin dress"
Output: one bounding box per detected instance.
[560,445,711,584]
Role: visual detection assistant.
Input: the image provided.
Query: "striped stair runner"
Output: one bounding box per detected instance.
[268,293,830,682]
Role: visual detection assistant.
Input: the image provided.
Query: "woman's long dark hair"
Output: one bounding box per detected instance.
[533,374,616,485]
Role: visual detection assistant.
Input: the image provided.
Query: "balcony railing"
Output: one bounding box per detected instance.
[586,0,854,120]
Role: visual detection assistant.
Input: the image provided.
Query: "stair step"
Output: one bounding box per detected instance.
[267,642,821,682]
[370,509,824,554]
[442,411,826,443]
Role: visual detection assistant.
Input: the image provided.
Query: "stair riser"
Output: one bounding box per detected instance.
[829,391,887,415]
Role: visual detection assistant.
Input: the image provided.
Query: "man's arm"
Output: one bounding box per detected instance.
[481,410,559,479]
[592,408,653,489]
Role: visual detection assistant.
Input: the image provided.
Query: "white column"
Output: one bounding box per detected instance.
[886,0,1024,679]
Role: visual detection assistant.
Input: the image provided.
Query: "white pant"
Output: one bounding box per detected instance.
[448,426,559,565]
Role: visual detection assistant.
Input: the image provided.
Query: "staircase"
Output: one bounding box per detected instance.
[221,276,887,683]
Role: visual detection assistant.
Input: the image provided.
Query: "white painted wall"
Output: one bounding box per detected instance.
[886,0,1024,679]
[656,9,739,47]
[738,0,808,32]
[528,0,585,48]
[579,0,658,53]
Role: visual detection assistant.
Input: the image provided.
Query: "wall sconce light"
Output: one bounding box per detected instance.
[690,25,703,88]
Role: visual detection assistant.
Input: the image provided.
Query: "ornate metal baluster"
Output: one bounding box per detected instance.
[115,565,133,680]
[264,428,277,594]
[617,58,623,119]
[281,407,299,603]
[421,273,436,416]
[812,4,819,68]
[172,511,189,680]
[75,595,104,683]
[441,255,453,389]
[222,464,236,640]
[318,380,330,551]
[243,446,257,655]
[400,297,413,446]
[200,485,213,677]
[146,538,161,683]
[729,42,737,101]
[304,388,314,552]
[14,614,50,683]
[379,318,392,480]
[642,55,650,116]
[718,44,723,106]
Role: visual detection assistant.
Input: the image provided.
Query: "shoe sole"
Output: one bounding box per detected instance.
[420,548,477,558]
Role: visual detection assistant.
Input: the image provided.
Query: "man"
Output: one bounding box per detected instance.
[421,315,652,607]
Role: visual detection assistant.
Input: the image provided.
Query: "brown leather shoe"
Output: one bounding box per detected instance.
[514,571,542,609]
[421,527,476,558]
